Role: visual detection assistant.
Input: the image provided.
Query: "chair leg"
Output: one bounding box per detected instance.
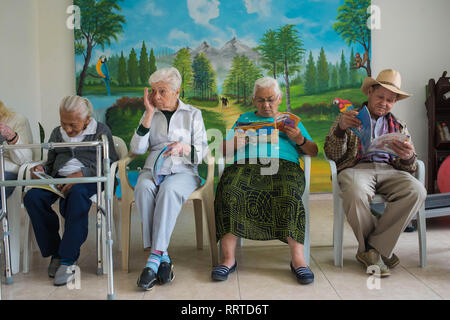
[202,196,219,267]
[417,205,427,267]
[193,199,203,250]
[304,209,310,267]
[22,214,32,274]
[120,199,132,272]
[333,199,344,267]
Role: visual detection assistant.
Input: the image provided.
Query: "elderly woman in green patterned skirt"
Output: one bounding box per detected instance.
[212,77,318,285]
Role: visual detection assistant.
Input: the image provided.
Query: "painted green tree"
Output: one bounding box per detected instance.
[276,24,305,112]
[339,50,349,88]
[149,48,157,76]
[127,48,139,86]
[173,48,193,99]
[257,29,283,79]
[316,48,329,92]
[304,51,317,95]
[333,0,371,76]
[139,41,150,85]
[192,53,217,100]
[74,0,126,96]
[117,51,127,86]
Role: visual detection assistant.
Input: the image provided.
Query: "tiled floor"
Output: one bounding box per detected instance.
[1,193,450,300]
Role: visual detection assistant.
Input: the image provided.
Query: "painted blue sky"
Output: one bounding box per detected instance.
[77,0,368,70]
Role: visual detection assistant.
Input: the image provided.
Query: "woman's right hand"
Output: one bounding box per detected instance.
[30,165,44,179]
[144,87,155,116]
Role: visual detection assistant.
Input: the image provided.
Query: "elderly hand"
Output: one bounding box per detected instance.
[338,110,361,131]
[163,142,191,157]
[284,126,304,145]
[57,171,84,195]
[30,165,45,179]
[390,140,415,161]
[144,87,156,115]
[0,122,16,142]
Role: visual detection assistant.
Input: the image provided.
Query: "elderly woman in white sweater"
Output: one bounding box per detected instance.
[0,100,33,201]
[131,67,208,291]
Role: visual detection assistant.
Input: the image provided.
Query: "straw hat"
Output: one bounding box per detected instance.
[361,69,411,101]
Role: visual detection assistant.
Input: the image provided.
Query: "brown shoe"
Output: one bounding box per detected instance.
[356,249,390,277]
[382,253,400,269]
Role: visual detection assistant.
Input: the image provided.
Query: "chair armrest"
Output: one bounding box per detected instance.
[416,159,425,185]
[117,153,138,192]
[204,150,215,187]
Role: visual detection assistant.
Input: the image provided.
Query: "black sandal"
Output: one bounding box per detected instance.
[211,261,237,281]
[290,263,314,285]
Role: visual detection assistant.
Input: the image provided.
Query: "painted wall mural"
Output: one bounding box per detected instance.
[74,0,371,192]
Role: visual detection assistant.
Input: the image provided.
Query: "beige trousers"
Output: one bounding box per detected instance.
[338,162,426,258]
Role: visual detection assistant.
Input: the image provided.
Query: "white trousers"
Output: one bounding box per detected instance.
[134,170,201,251]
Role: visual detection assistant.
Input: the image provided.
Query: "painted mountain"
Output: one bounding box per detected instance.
[157,37,261,89]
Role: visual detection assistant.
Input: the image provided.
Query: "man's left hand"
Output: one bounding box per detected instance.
[390,140,415,161]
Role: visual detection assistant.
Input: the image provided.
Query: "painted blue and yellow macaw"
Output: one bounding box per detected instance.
[96,55,111,96]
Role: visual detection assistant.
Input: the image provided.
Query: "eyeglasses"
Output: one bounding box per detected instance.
[255,97,277,105]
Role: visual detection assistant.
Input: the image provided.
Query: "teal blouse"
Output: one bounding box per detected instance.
[225,111,313,164]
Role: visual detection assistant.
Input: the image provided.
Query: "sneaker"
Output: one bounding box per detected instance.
[137,267,157,291]
[381,253,400,269]
[290,263,314,285]
[157,262,175,284]
[48,257,61,278]
[54,264,77,286]
[356,249,390,277]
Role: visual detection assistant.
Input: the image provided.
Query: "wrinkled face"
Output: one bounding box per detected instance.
[60,108,90,137]
[253,86,282,118]
[150,81,180,110]
[367,85,398,118]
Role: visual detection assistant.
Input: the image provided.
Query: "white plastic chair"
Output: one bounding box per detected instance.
[117,149,218,272]
[22,136,128,274]
[326,157,427,267]
[217,155,311,266]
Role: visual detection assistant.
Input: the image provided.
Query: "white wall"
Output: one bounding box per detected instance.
[0,0,74,143]
[372,0,450,162]
[1,0,450,167]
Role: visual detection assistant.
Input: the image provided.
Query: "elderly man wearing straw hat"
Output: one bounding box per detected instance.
[324,69,427,277]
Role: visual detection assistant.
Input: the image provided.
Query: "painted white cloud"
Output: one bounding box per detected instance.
[281,16,319,28]
[187,0,220,26]
[144,1,163,16]
[168,29,191,42]
[244,0,271,17]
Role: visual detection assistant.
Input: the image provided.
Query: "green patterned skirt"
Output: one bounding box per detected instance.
[215,159,305,244]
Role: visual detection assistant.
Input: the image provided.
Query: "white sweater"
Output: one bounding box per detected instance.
[2,112,33,173]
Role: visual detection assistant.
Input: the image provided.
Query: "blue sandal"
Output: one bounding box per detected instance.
[290,263,314,285]
[211,261,237,281]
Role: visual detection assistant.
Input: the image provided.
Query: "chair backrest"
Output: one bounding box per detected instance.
[112,136,128,160]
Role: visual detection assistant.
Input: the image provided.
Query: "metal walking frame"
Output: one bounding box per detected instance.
[0,135,115,300]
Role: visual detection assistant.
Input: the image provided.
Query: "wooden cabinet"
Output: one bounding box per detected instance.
[425,72,450,194]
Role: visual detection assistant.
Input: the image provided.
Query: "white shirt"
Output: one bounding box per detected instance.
[130,99,208,176]
[58,118,98,176]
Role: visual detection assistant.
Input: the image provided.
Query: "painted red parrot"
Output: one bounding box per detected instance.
[333,98,353,112]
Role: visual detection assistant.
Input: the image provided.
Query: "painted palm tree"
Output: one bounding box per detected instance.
[74,0,126,96]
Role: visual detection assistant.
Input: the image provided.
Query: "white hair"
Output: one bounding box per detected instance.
[59,95,93,119]
[148,67,182,91]
[252,77,282,98]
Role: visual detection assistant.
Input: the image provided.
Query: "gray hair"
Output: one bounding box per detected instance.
[148,67,182,91]
[252,77,282,98]
[59,95,93,119]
